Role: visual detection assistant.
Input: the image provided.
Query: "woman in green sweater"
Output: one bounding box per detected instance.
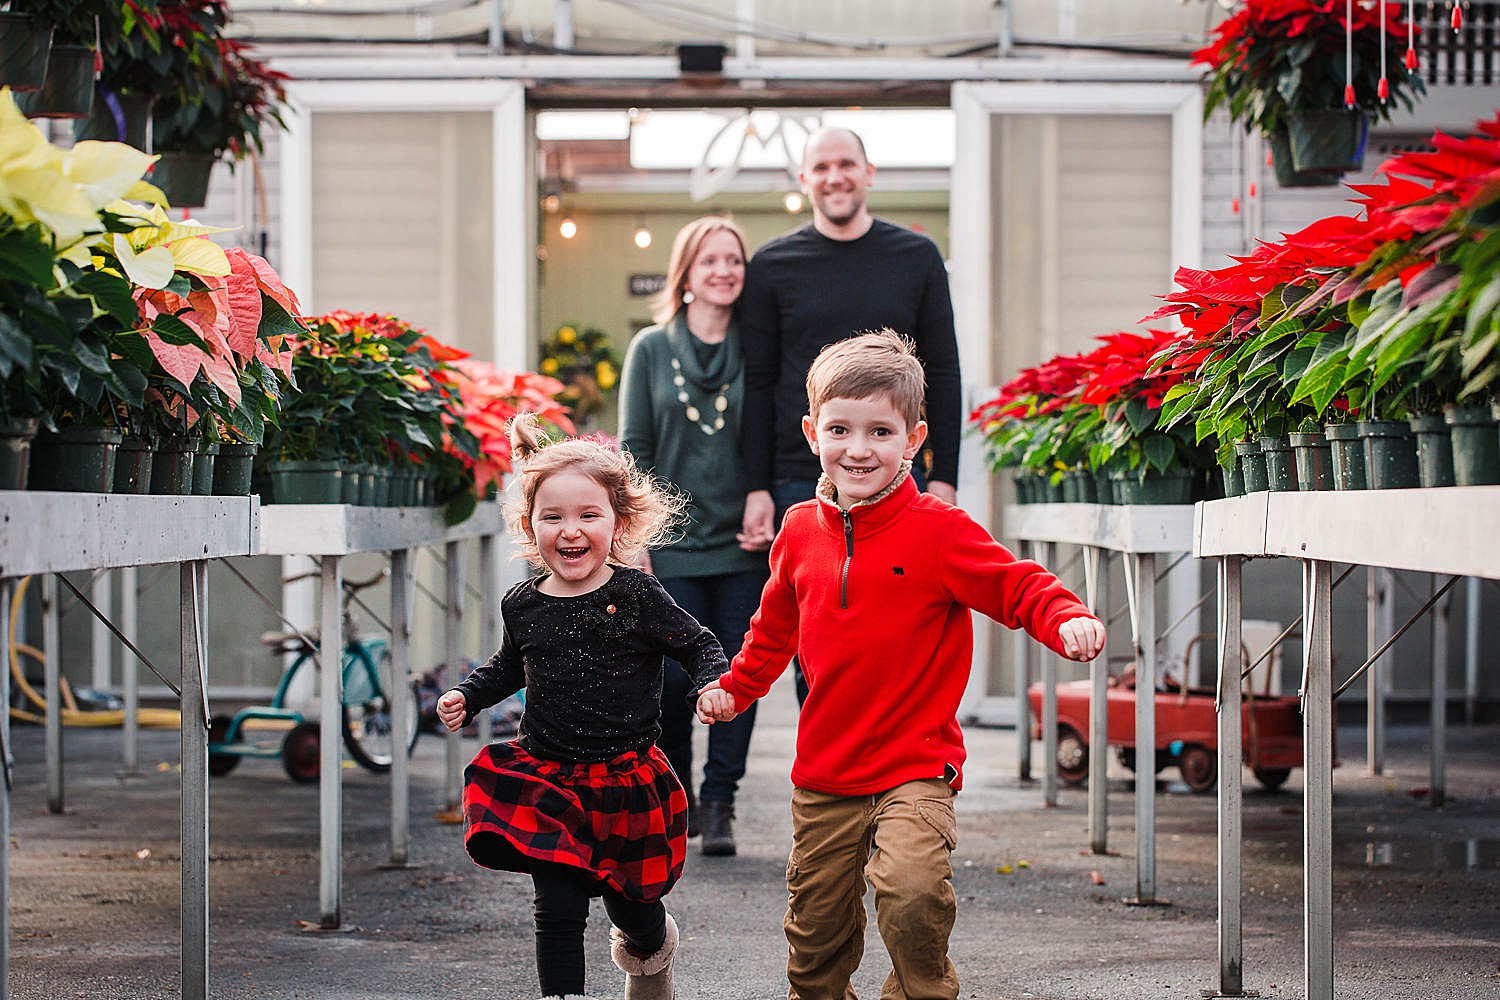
[618,216,771,857]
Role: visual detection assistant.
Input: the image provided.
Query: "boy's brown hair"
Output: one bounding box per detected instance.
[805,328,926,428]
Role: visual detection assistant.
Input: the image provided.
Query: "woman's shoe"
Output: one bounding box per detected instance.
[610,912,678,1000]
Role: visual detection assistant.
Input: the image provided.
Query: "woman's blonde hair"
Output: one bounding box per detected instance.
[650,216,748,324]
[504,413,686,568]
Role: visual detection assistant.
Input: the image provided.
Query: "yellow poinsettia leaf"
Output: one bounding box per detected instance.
[112,233,175,289]
[3,160,98,242]
[123,179,168,207]
[63,141,157,211]
[168,235,231,277]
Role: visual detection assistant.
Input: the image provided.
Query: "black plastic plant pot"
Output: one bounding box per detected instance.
[1357,421,1421,490]
[28,425,122,493]
[1323,423,1368,491]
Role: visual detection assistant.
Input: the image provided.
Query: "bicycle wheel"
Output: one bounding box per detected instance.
[341,644,419,772]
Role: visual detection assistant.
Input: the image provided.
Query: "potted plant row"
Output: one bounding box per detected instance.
[1151,114,1500,495]
[257,311,574,525]
[970,329,1216,507]
[1194,0,1424,186]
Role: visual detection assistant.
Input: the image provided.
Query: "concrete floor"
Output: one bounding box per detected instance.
[5,674,1499,999]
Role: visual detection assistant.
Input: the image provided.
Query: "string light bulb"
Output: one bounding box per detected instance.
[633,220,653,249]
[783,192,804,213]
[559,217,578,239]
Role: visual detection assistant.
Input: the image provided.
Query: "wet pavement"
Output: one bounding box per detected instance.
[6,676,1499,999]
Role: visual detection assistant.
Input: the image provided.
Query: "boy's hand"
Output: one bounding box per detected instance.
[696,684,738,725]
[435,690,468,732]
[1058,617,1107,662]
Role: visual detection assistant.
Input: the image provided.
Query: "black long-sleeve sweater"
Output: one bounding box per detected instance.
[738,219,962,489]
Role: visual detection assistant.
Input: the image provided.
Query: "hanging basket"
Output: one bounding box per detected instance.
[0,13,52,92]
[1267,128,1342,188]
[148,151,219,208]
[1288,109,1369,174]
[73,90,154,150]
[14,44,94,120]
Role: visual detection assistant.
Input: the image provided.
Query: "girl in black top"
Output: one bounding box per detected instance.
[437,414,726,1000]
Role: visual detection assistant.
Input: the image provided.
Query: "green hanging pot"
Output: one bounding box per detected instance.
[0,13,52,92]
[1323,423,1368,491]
[1288,109,1369,174]
[148,151,218,209]
[28,425,121,493]
[14,44,94,119]
[0,416,40,490]
[1267,127,1341,189]
[73,90,154,150]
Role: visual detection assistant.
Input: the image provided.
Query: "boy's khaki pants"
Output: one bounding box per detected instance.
[784,778,959,1000]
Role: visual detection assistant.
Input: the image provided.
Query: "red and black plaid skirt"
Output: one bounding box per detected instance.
[462,741,688,903]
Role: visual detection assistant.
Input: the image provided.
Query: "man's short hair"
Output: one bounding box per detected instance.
[805,329,926,429]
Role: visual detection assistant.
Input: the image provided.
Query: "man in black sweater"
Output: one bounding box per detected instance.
[737,125,962,703]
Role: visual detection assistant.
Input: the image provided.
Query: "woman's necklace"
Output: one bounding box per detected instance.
[670,356,729,435]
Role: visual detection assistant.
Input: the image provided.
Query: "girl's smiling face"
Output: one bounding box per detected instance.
[528,468,621,596]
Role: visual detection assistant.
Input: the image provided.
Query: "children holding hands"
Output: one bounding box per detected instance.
[698,330,1105,1000]
[436,413,726,1000]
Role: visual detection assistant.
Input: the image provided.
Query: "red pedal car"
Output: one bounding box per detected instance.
[1027,668,1322,793]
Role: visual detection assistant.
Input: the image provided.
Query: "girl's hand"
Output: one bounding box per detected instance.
[696,687,738,725]
[1058,617,1107,662]
[435,690,468,732]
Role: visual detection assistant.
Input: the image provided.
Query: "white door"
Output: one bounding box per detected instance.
[950,82,1204,723]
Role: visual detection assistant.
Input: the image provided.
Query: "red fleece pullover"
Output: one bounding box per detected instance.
[720,474,1095,796]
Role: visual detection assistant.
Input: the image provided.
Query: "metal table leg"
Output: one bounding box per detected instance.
[42,575,61,815]
[180,561,209,1000]
[1,577,13,1000]
[1430,574,1450,809]
[1302,559,1334,1000]
[388,548,413,867]
[1015,540,1034,783]
[1124,552,1158,905]
[443,541,465,814]
[121,566,139,776]
[1082,547,1109,854]
[477,534,499,746]
[318,555,344,929]
[1366,567,1392,775]
[1214,556,1245,997]
[1039,541,1058,808]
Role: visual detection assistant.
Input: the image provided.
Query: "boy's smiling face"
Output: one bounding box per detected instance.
[802,395,927,508]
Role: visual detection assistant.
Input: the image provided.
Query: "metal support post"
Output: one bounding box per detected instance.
[1082,547,1109,854]
[1,577,12,1000]
[388,548,413,867]
[318,555,344,929]
[1302,560,1334,1000]
[477,534,499,746]
[1215,556,1245,997]
[90,572,111,690]
[42,575,61,814]
[121,566,139,775]
[1038,542,1058,807]
[1366,567,1393,774]
[1014,539,1033,782]
[1430,574,1450,808]
[180,562,209,1000]
[444,541,465,813]
[1464,577,1479,724]
[1124,552,1158,904]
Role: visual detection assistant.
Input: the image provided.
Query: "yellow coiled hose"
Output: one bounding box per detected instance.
[8,576,182,728]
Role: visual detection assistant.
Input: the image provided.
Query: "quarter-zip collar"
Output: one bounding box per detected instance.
[813,463,918,609]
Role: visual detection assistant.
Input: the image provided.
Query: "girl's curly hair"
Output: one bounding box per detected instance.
[504,413,685,569]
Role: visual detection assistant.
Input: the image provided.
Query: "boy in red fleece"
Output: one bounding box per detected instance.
[698,329,1105,1000]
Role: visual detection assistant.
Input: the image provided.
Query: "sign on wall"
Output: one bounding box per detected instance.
[629,274,667,297]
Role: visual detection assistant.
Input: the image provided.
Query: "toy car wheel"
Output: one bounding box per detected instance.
[1253,767,1291,791]
[1056,725,1089,786]
[1178,744,1217,794]
[207,714,240,777]
[281,722,321,783]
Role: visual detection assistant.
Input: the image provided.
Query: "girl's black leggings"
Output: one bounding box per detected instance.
[531,861,666,998]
